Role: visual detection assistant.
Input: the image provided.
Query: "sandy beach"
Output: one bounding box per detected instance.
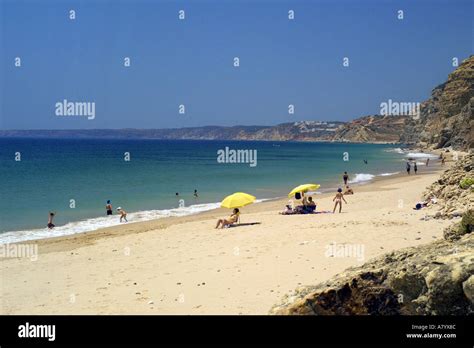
[0,164,457,315]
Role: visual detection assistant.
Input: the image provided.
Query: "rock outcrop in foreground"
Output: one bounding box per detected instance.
[423,152,473,221]
[270,154,473,315]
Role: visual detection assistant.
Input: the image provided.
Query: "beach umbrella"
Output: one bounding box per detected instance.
[288,184,320,197]
[221,192,256,209]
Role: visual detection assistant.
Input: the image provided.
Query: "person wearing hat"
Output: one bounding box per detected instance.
[106,200,113,215]
[117,207,128,222]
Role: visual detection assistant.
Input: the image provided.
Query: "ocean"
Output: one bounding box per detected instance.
[0,138,437,243]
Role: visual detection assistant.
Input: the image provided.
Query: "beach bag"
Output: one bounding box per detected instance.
[295,192,301,200]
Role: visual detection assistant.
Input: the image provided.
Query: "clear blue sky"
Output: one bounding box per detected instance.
[0,0,472,129]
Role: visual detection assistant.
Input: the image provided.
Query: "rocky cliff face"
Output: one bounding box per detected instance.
[333,56,474,148]
[270,154,474,315]
[330,115,408,143]
[409,55,474,151]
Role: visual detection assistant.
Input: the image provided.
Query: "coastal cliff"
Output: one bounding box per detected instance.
[330,115,408,144]
[270,154,473,315]
[333,56,473,149]
[408,55,474,151]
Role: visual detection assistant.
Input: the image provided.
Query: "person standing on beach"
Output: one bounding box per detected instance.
[441,155,446,165]
[106,200,113,215]
[343,172,349,185]
[47,212,55,229]
[117,207,128,222]
[426,158,430,166]
[332,188,347,213]
[406,161,411,175]
[414,163,418,174]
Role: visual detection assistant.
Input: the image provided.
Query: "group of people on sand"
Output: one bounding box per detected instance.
[281,192,318,215]
[279,172,353,216]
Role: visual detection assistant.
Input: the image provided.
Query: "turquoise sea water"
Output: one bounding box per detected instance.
[0,138,436,243]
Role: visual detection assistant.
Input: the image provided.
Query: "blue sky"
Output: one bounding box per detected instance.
[0,0,472,129]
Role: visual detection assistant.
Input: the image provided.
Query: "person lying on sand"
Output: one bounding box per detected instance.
[332,188,347,213]
[413,196,437,210]
[344,185,354,195]
[117,207,128,222]
[280,205,295,215]
[215,208,240,229]
[414,201,429,210]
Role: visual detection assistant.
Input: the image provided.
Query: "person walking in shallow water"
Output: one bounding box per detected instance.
[47,212,55,229]
[414,162,418,174]
[343,172,349,186]
[406,161,411,175]
[117,207,128,222]
[106,200,113,215]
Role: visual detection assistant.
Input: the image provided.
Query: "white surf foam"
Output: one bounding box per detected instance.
[0,202,225,244]
[385,148,438,159]
[0,199,271,244]
[385,147,405,154]
[405,152,438,159]
[379,172,400,176]
[348,173,375,184]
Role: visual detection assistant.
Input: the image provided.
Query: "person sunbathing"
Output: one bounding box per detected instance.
[304,197,317,213]
[215,208,240,229]
[413,196,437,210]
[414,201,429,210]
[344,185,354,195]
[280,205,295,215]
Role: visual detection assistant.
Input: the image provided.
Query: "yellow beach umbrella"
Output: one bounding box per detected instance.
[288,184,320,197]
[221,192,256,209]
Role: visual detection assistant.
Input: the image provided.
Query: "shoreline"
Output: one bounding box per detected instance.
[0,145,445,245]
[2,155,442,247]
